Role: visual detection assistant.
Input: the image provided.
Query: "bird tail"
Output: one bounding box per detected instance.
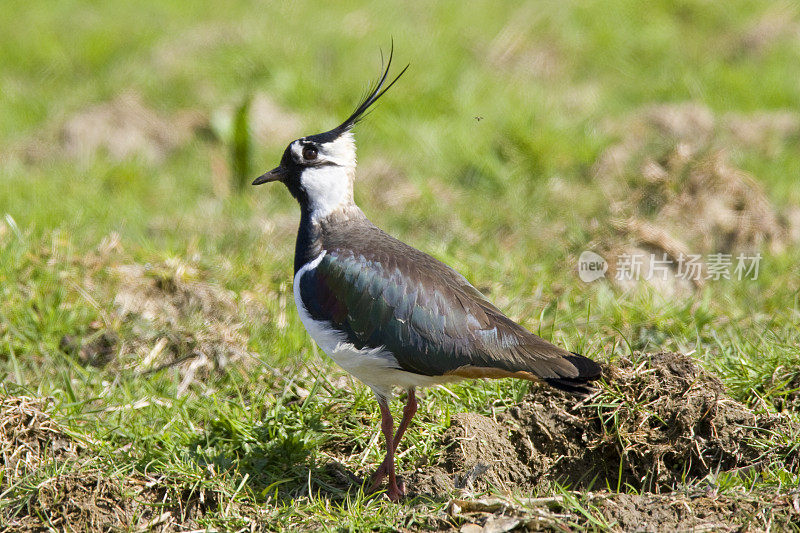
[544,352,603,396]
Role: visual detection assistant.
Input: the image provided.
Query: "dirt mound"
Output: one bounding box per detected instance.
[589,103,798,294]
[57,253,263,394]
[111,259,255,394]
[114,260,238,324]
[0,396,81,487]
[411,352,797,496]
[9,91,204,166]
[60,92,203,164]
[724,111,800,154]
[440,413,532,492]
[605,149,787,255]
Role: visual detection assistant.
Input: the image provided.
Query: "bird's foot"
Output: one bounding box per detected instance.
[368,464,406,501]
[385,479,405,502]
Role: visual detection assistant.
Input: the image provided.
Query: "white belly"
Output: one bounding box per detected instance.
[293,252,458,400]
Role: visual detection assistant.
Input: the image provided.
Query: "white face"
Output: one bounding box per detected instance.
[291,131,357,168]
[292,132,357,222]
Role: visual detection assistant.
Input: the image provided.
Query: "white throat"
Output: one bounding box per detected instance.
[300,165,355,222]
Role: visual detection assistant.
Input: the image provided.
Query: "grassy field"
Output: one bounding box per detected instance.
[1,1,800,531]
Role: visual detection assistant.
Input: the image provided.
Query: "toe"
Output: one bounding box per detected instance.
[386,482,404,502]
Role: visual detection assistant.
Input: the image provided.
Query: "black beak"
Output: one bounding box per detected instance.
[252,166,286,185]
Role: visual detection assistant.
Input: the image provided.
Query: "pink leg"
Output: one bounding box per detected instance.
[369,389,417,500]
[393,389,418,454]
[369,398,403,501]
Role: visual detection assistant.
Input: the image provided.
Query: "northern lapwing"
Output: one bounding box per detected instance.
[253,48,602,501]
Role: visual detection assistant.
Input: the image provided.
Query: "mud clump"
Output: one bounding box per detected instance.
[417,352,798,496]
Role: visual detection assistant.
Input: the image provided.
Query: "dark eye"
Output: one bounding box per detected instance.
[302,146,318,161]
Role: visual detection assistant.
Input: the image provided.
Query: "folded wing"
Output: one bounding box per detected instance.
[299,228,601,393]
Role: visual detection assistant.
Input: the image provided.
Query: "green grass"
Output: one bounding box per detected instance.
[1,0,800,530]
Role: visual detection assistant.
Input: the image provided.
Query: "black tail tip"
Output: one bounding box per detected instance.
[568,351,603,378]
[545,351,603,397]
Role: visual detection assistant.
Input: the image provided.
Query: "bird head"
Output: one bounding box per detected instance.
[253,46,408,221]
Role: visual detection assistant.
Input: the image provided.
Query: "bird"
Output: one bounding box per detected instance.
[252,47,602,502]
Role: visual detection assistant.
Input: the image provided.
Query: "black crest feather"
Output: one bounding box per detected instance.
[337,42,409,132]
[306,41,411,143]
[305,43,408,145]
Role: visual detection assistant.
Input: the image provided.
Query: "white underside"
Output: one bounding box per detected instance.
[293,251,460,400]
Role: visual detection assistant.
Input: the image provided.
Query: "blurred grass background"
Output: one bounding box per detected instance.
[1,0,799,530]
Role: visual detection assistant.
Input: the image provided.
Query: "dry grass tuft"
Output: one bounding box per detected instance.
[0,396,80,488]
[3,468,232,532]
